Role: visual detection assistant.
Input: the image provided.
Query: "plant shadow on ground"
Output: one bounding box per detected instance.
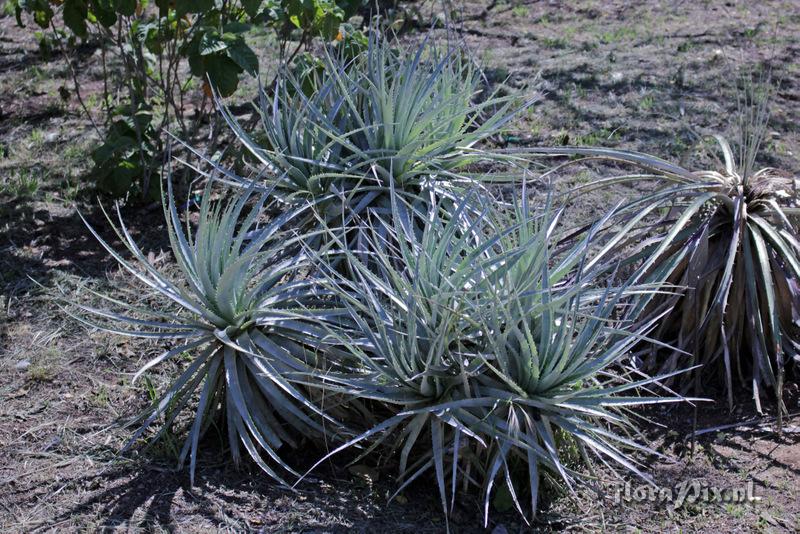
[0,196,171,298]
[31,443,509,533]
[628,395,800,531]
[706,430,800,478]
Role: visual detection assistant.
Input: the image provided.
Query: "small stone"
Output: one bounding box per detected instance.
[491,525,509,534]
[15,360,31,370]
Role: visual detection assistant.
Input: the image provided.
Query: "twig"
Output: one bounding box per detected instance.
[50,21,103,139]
[284,30,309,67]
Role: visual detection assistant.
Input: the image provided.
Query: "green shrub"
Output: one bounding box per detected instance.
[301,187,684,526]
[61,179,348,484]
[221,29,528,216]
[12,0,366,199]
[634,136,797,421]
[525,82,797,422]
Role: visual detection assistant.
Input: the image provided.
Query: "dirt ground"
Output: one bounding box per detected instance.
[1,1,799,532]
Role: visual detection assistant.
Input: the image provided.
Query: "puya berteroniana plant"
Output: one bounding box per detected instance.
[298,185,691,527]
[214,27,530,222]
[522,78,798,424]
[60,177,348,485]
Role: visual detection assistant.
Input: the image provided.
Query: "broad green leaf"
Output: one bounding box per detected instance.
[225,37,259,76]
[63,0,89,38]
[91,0,117,27]
[204,54,243,97]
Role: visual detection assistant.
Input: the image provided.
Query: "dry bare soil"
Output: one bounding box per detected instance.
[1,1,799,532]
